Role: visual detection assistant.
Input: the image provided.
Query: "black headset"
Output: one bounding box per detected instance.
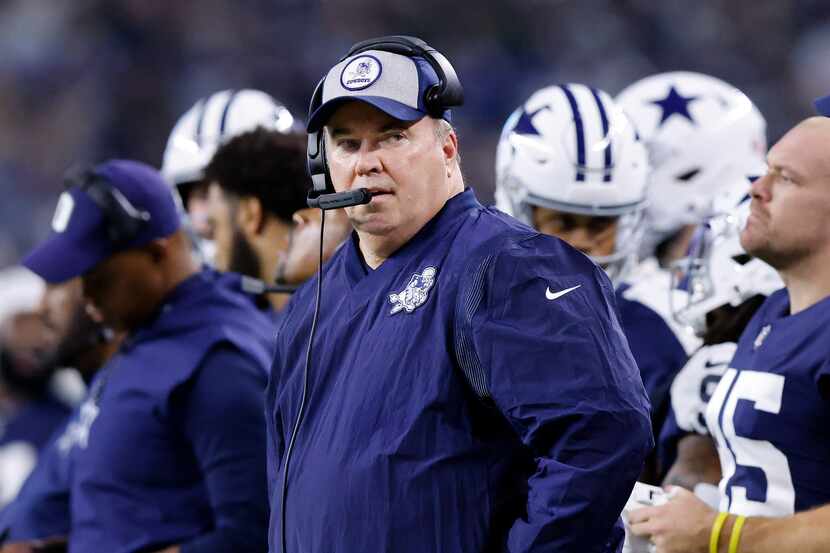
[306,35,464,198]
[64,166,151,249]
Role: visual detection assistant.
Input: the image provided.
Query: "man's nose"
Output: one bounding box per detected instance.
[84,302,105,324]
[749,173,771,202]
[559,228,596,254]
[354,144,382,177]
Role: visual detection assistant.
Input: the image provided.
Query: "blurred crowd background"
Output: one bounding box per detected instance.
[1,0,829,267]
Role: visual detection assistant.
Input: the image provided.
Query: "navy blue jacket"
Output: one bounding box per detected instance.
[267,189,653,553]
[615,287,687,416]
[1,270,274,553]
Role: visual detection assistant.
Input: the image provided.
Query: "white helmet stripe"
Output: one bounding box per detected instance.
[193,98,207,148]
[589,87,613,182]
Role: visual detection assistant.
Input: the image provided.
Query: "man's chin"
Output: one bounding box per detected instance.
[349,212,397,236]
[353,220,396,236]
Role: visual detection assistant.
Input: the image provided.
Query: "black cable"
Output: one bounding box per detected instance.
[279,209,325,553]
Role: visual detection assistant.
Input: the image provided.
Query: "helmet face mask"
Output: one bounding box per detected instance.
[615,72,767,256]
[496,84,649,285]
[670,197,783,336]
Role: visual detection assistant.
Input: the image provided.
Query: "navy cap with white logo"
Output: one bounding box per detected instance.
[307,49,451,132]
[23,160,181,283]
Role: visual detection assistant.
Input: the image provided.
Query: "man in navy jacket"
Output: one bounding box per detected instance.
[9,160,273,553]
[267,37,653,553]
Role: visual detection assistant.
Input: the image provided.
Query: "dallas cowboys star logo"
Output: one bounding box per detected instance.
[650,85,699,126]
[512,106,552,135]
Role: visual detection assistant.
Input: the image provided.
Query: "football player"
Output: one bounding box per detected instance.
[659,190,782,495]
[203,127,351,314]
[0,311,70,508]
[161,89,298,261]
[495,83,687,481]
[615,72,768,354]
[0,278,120,549]
[629,116,830,552]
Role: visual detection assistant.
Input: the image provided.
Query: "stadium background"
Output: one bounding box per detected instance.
[1,0,829,267]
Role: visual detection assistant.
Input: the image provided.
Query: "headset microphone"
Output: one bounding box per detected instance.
[240,276,299,295]
[306,188,373,210]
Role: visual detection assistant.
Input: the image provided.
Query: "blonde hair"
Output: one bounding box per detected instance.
[434,118,461,168]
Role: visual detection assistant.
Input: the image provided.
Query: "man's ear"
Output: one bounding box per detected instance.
[145,237,170,263]
[292,207,321,227]
[237,196,266,236]
[441,127,459,171]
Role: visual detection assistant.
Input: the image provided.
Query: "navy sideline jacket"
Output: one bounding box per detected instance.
[267,189,653,553]
[1,270,275,553]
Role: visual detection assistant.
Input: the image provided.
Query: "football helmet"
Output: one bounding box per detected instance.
[495,83,649,284]
[616,72,767,254]
[161,89,297,187]
[670,190,783,336]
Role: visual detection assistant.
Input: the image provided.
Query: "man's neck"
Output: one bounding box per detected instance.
[129,259,199,334]
[357,179,464,270]
[780,254,830,314]
[269,292,290,311]
[358,239,392,270]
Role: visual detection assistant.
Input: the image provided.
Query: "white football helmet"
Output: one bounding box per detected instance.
[495,83,649,284]
[670,191,783,336]
[161,89,297,187]
[0,266,44,323]
[615,72,767,254]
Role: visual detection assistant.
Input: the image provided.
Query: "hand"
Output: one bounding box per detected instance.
[627,486,716,553]
[149,547,180,553]
[0,544,37,553]
[1,539,66,553]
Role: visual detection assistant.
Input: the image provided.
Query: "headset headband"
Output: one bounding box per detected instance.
[306,35,463,196]
[65,167,150,247]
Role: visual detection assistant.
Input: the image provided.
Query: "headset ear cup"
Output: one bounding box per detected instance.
[424,85,442,116]
[307,131,336,195]
[320,136,334,194]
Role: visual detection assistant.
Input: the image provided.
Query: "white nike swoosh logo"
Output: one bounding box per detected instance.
[545,284,581,300]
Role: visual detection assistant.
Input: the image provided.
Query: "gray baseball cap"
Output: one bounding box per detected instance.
[307,49,451,132]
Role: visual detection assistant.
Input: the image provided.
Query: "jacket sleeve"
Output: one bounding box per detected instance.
[174,345,269,553]
[456,236,654,553]
[0,426,72,543]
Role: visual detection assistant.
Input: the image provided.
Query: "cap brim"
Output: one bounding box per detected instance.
[307,96,425,132]
[22,232,109,284]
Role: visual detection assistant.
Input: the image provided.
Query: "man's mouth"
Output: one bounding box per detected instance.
[364,187,393,198]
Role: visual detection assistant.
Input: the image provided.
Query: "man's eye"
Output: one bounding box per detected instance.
[336,139,360,151]
[590,218,616,233]
[383,132,406,143]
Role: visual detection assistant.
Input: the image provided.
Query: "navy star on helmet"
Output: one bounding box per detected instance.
[616,72,767,256]
[649,85,699,126]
